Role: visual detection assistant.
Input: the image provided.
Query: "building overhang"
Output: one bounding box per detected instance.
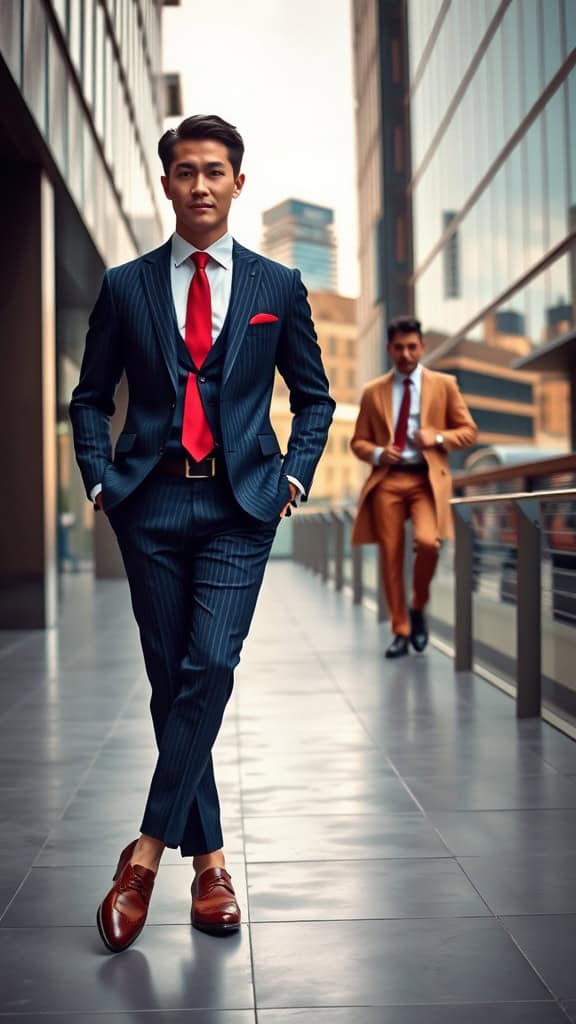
[514,329,576,373]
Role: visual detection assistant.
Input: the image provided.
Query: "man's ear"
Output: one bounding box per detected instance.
[232,173,246,199]
[161,175,171,200]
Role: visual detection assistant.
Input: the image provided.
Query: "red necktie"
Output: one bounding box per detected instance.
[182,251,215,461]
[393,377,412,450]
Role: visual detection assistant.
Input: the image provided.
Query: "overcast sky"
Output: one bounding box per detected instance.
[162,0,358,296]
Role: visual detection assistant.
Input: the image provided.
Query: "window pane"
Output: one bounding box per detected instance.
[48,29,67,176]
[22,0,47,135]
[544,90,568,249]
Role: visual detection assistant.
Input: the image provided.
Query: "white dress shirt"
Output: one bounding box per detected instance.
[372,362,425,466]
[91,230,303,501]
[171,230,233,343]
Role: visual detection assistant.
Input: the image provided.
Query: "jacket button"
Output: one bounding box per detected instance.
[199,376,207,383]
[170,401,176,409]
[158,446,165,455]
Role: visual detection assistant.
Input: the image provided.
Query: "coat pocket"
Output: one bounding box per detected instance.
[258,433,281,457]
[114,432,137,457]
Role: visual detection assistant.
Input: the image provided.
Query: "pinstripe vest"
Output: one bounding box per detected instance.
[166,317,230,455]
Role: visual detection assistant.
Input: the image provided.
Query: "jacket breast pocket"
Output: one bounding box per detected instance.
[258,433,281,457]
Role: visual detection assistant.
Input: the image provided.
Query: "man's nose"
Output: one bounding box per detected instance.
[191,176,209,194]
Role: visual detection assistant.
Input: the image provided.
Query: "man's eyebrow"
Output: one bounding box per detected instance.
[174,160,226,170]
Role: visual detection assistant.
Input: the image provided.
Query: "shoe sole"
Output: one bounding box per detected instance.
[191,916,241,936]
[96,904,143,954]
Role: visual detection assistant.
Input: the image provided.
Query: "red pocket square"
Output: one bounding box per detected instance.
[249,313,279,325]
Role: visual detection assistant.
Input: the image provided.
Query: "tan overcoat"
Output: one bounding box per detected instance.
[350,367,478,543]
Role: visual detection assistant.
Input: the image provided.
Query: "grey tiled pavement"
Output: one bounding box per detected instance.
[1,561,576,1021]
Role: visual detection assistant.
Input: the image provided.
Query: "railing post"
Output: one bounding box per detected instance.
[352,541,363,605]
[377,562,387,623]
[333,512,344,592]
[453,504,474,671]
[320,515,329,582]
[515,499,541,718]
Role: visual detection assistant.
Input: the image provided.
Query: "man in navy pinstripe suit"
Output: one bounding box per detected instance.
[70,115,334,953]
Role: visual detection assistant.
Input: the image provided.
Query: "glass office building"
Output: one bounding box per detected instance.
[0,0,174,627]
[262,199,338,292]
[353,0,575,450]
[409,0,575,355]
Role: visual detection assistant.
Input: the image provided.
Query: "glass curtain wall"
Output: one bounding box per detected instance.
[408,0,575,349]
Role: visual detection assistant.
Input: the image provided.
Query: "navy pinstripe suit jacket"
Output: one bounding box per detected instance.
[69,238,335,520]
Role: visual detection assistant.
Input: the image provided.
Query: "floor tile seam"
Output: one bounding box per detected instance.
[251,999,564,1009]
[244,855,458,864]
[245,911,496,923]
[230,697,258,1024]
[0,671,146,921]
[496,915,571,1004]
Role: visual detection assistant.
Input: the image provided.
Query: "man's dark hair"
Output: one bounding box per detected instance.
[387,315,422,344]
[158,115,245,177]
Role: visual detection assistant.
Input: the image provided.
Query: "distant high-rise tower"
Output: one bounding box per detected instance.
[262,199,338,291]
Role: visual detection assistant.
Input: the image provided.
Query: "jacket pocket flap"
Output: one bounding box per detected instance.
[114,433,137,454]
[258,433,281,456]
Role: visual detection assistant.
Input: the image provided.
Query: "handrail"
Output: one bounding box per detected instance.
[452,487,576,506]
[453,453,576,489]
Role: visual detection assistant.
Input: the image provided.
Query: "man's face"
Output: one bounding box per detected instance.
[387,331,425,375]
[161,139,244,245]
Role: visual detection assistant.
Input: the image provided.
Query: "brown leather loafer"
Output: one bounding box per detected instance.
[96,839,156,953]
[191,866,241,935]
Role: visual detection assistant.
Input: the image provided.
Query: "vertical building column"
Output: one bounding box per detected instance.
[0,165,58,627]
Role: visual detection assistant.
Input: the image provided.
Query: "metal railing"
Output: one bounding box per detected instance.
[293,483,576,729]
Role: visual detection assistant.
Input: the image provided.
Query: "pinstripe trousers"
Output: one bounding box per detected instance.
[108,469,278,855]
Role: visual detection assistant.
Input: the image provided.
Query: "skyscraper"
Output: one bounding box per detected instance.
[262,198,338,292]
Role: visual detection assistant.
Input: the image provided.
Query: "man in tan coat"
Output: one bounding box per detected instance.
[351,316,477,658]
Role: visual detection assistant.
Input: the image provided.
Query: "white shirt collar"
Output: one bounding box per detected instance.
[171,231,233,270]
[394,362,423,387]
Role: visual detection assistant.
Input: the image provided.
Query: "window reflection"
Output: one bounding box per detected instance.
[520,0,542,113]
[544,90,568,250]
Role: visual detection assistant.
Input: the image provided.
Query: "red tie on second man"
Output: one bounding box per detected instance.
[182,251,215,461]
[393,377,412,451]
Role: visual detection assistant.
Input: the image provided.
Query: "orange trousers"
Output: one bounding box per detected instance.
[371,469,440,636]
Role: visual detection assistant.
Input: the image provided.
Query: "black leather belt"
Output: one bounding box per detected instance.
[154,455,218,479]
[388,462,428,473]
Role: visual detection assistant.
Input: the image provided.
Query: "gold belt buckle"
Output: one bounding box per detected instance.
[185,457,216,479]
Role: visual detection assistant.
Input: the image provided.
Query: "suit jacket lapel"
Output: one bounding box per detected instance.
[222,241,261,388]
[140,240,178,393]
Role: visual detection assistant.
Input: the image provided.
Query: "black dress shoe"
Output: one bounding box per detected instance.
[385,635,409,659]
[409,608,428,652]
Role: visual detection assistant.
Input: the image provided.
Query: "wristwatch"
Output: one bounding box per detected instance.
[435,432,445,447]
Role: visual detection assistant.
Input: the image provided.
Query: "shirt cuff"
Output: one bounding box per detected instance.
[372,447,384,466]
[286,475,305,506]
[90,483,103,502]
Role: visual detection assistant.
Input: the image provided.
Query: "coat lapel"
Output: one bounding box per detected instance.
[140,240,178,393]
[379,372,394,440]
[420,366,433,428]
[222,241,262,388]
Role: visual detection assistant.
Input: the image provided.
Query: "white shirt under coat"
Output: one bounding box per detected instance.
[372,362,425,466]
